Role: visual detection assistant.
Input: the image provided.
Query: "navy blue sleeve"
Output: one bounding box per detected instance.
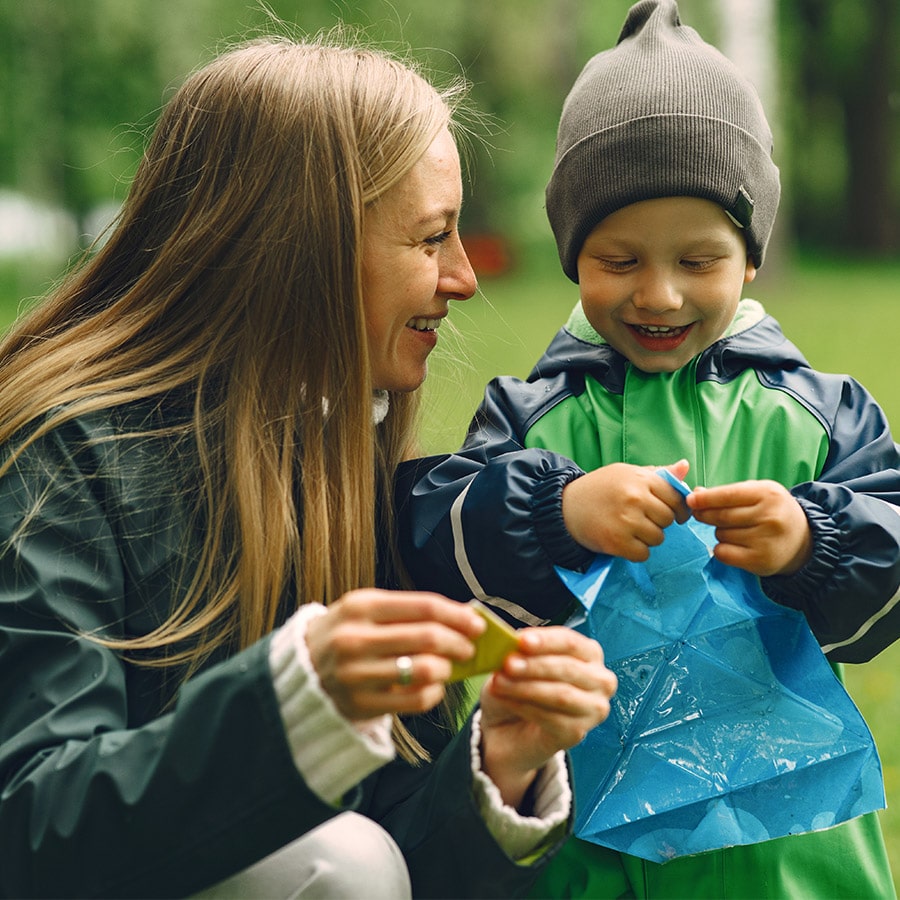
[396,377,591,627]
[762,374,900,663]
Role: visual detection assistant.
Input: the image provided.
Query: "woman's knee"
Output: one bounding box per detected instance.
[305,812,411,898]
[193,812,411,899]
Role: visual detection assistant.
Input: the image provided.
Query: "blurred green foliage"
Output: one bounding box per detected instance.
[1,0,898,258]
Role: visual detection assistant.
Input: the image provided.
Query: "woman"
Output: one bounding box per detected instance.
[0,35,616,899]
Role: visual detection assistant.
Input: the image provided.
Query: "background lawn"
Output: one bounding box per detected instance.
[2,248,899,888]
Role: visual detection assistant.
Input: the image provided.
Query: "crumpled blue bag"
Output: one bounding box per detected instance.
[556,471,885,863]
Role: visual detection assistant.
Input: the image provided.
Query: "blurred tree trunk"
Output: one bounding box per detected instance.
[794,0,898,254]
[714,0,789,273]
[716,0,778,116]
[842,0,897,252]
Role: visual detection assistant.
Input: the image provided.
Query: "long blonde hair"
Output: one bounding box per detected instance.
[0,38,463,697]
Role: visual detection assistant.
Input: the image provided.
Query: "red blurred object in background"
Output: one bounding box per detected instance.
[461,233,512,277]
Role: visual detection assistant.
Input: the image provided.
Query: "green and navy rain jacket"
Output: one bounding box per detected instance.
[396,297,900,898]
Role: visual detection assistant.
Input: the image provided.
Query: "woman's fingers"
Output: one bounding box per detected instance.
[517,624,606,665]
[490,627,617,721]
[322,590,486,664]
[336,589,486,635]
[328,619,481,670]
[478,627,617,792]
[305,589,486,720]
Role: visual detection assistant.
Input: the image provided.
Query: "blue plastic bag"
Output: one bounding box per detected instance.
[556,472,884,862]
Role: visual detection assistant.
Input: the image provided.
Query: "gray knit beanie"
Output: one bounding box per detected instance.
[546,0,780,281]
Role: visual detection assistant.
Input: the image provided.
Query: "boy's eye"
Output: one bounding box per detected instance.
[681,257,717,271]
[424,230,452,246]
[598,257,636,271]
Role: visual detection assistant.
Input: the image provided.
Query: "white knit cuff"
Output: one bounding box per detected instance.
[469,709,571,861]
[269,604,395,805]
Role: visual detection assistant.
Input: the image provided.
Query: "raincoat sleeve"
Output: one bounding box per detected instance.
[0,419,349,898]
[396,376,592,628]
[0,415,570,898]
[760,373,900,663]
[362,707,572,899]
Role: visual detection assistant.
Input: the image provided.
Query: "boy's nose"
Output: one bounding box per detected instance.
[632,271,683,313]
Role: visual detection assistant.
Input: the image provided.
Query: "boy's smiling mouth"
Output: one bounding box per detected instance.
[630,323,690,337]
[627,322,694,352]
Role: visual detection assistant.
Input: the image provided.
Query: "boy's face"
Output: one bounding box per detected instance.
[576,197,757,373]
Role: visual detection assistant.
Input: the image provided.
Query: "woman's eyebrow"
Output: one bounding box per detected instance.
[415,206,459,228]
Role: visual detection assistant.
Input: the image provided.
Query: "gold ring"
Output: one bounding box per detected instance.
[395,655,414,686]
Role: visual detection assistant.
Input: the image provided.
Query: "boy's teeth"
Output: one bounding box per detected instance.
[407,317,441,331]
[636,324,686,335]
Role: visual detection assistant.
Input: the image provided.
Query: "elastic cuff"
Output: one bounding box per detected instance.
[269,604,395,805]
[469,710,571,861]
[761,498,842,607]
[531,467,595,570]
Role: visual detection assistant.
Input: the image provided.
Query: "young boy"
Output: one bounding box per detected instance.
[396,0,900,896]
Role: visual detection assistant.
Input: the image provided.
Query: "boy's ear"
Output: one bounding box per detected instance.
[744,259,758,284]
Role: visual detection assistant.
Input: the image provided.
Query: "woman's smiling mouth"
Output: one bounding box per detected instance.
[406,317,442,331]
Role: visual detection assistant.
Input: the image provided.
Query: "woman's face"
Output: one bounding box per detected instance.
[362,126,477,393]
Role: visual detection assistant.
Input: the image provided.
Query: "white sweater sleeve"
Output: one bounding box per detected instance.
[469,709,572,861]
[268,604,395,806]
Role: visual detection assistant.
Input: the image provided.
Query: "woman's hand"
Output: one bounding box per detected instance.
[478,627,617,810]
[305,589,485,720]
[562,460,691,560]
[687,479,813,576]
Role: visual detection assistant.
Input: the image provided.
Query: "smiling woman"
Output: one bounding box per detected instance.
[0,31,618,900]
[362,126,477,393]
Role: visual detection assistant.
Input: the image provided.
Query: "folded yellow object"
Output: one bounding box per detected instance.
[449,599,521,682]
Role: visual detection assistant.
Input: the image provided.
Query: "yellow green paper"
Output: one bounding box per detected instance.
[449,599,520,682]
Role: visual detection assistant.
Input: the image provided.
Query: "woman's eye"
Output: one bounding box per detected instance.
[424,231,452,246]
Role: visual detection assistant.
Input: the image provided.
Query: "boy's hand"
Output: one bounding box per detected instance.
[686,480,813,576]
[562,460,691,561]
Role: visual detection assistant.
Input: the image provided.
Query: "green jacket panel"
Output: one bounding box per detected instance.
[525,362,829,489]
[530,817,895,899]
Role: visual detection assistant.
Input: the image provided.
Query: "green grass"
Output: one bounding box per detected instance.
[421,245,900,889]
[2,249,899,887]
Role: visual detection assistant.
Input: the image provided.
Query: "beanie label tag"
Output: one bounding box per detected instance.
[727,185,755,229]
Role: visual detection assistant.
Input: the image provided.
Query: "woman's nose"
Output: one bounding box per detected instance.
[440,235,478,301]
